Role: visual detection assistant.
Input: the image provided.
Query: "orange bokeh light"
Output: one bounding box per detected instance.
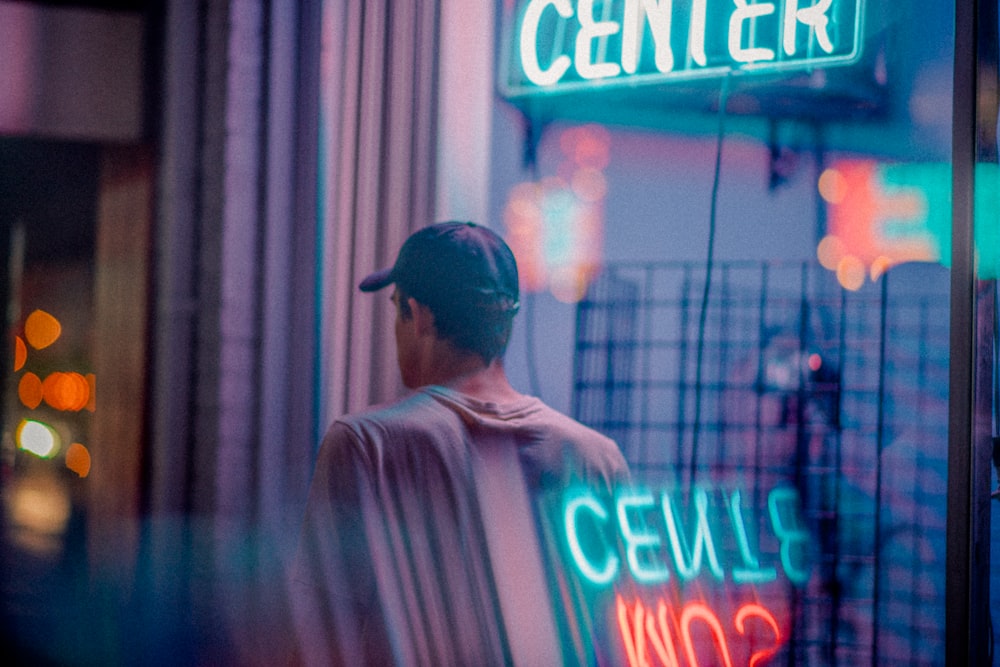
[42,372,90,412]
[550,266,591,304]
[870,255,895,281]
[65,443,92,478]
[18,372,43,409]
[836,255,866,291]
[14,335,27,371]
[818,167,848,204]
[816,235,846,271]
[24,310,62,350]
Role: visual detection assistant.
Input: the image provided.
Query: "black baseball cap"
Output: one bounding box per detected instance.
[359,221,520,313]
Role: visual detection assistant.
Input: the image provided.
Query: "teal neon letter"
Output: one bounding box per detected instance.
[767,487,811,585]
[520,0,573,86]
[783,0,834,57]
[617,490,670,584]
[729,0,776,63]
[565,491,619,585]
[727,490,777,584]
[661,488,724,581]
[575,0,622,80]
[622,0,675,75]
[689,0,708,66]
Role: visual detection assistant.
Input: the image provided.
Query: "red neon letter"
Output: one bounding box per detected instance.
[679,603,733,667]
[618,596,785,667]
[616,596,681,667]
[648,601,681,667]
[617,595,650,667]
[735,604,782,667]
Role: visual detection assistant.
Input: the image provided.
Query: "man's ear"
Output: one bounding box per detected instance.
[408,298,436,337]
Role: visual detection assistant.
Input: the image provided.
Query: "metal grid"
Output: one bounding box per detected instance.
[573,260,950,666]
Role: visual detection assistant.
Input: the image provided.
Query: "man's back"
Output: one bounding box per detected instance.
[293,386,627,665]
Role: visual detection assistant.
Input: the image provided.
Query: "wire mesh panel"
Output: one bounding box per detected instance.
[573,260,950,666]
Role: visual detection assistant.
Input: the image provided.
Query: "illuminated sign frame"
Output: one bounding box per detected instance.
[500,0,865,98]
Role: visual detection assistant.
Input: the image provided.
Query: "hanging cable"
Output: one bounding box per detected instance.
[689,73,732,489]
[522,112,545,399]
[524,291,542,399]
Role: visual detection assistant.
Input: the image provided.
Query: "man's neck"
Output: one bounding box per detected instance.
[443,359,523,404]
[420,343,523,404]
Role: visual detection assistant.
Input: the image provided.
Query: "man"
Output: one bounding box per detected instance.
[292,222,628,666]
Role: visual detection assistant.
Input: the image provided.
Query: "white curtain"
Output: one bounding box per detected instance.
[319,0,441,422]
[147,1,326,662]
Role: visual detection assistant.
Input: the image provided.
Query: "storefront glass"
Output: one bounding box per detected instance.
[487,0,992,663]
[1,1,995,664]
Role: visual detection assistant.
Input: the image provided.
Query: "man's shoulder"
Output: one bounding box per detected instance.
[317,391,470,477]
[324,389,628,482]
[519,399,621,456]
[529,401,613,441]
[333,390,457,439]
[517,399,630,486]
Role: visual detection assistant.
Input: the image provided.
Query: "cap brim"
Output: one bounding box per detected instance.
[358,267,394,292]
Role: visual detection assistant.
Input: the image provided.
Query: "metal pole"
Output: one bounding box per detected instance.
[945,0,983,663]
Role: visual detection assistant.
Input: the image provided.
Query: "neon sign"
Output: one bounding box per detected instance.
[558,484,809,664]
[617,597,783,667]
[501,0,864,97]
[563,485,810,587]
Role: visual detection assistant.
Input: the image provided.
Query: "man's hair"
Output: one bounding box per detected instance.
[397,284,517,363]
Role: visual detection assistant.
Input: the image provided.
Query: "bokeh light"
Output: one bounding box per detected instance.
[571,168,608,203]
[836,255,866,291]
[505,125,609,301]
[14,335,27,371]
[870,255,894,281]
[562,124,611,169]
[504,184,546,292]
[550,266,590,303]
[816,235,846,271]
[16,419,61,458]
[7,474,72,556]
[25,310,62,350]
[18,372,43,409]
[65,443,92,478]
[808,353,823,372]
[507,185,540,219]
[818,168,848,204]
[42,372,91,412]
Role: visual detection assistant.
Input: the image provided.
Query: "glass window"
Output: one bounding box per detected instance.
[489,0,987,663]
